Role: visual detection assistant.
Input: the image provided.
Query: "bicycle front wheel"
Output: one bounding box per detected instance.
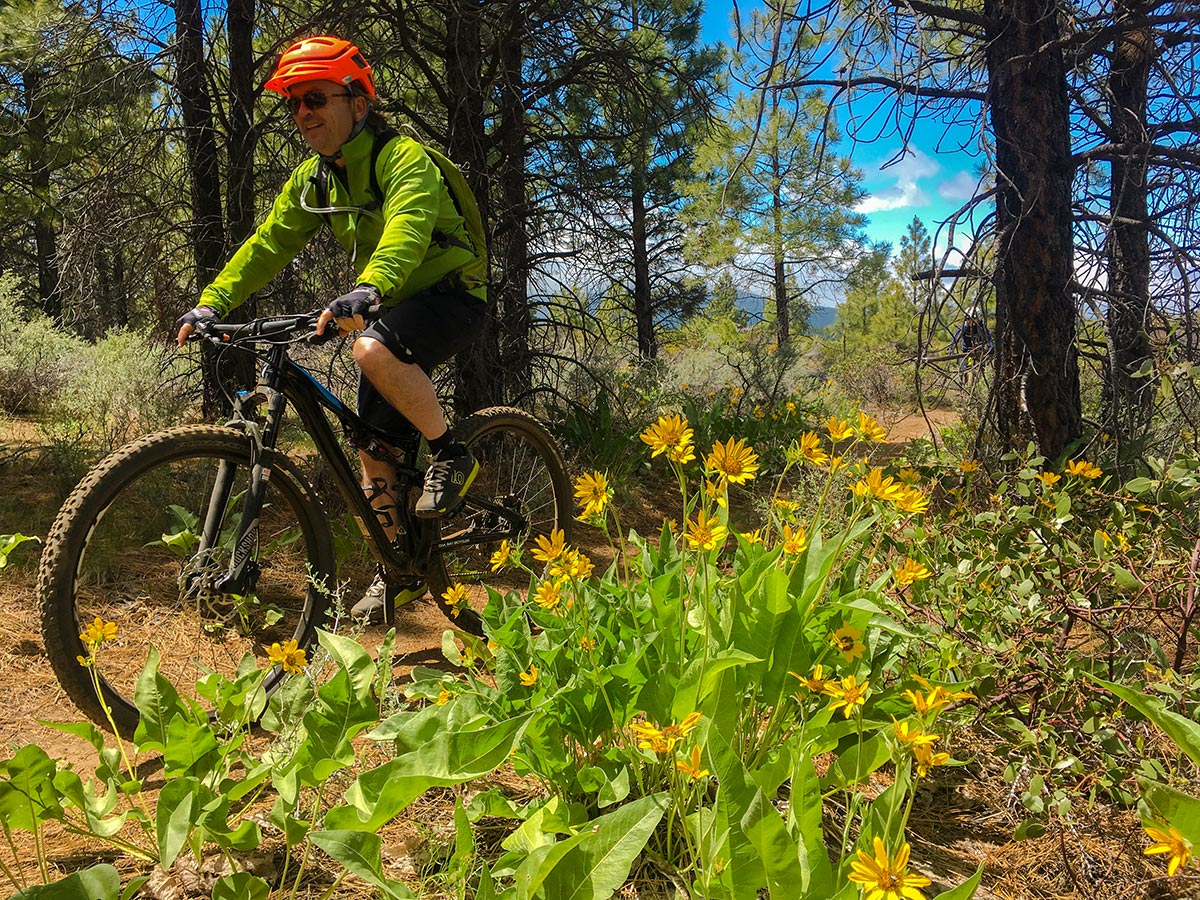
[39,425,334,734]
[426,407,572,633]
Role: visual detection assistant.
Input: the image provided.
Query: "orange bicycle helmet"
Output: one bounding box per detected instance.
[265,36,375,100]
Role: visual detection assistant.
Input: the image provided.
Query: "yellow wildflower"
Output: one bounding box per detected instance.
[531,529,567,563]
[641,414,696,464]
[790,664,831,694]
[519,665,538,687]
[826,416,855,442]
[797,431,829,466]
[781,524,809,555]
[829,623,865,662]
[857,411,887,443]
[685,510,727,551]
[442,583,470,618]
[824,675,870,718]
[740,529,764,545]
[532,579,563,611]
[574,470,611,519]
[706,437,760,484]
[1065,459,1103,479]
[913,742,952,778]
[631,721,674,755]
[1037,471,1062,488]
[265,639,307,675]
[490,539,513,572]
[675,745,710,780]
[80,618,118,647]
[894,558,933,586]
[959,459,980,474]
[829,455,845,473]
[1144,823,1193,876]
[892,719,941,747]
[894,488,930,515]
[436,686,451,706]
[898,468,921,485]
[849,837,932,900]
[852,468,906,504]
[550,549,595,581]
[661,712,703,745]
[705,479,728,509]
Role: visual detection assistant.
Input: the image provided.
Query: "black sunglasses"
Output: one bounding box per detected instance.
[286,90,353,115]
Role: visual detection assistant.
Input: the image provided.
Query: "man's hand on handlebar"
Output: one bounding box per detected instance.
[316,284,382,337]
[176,306,218,347]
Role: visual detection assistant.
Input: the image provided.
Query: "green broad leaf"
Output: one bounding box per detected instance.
[1139,778,1200,846]
[119,877,149,900]
[133,646,185,753]
[1088,676,1200,766]
[309,831,416,899]
[474,861,502,900]
[326,714,531,832]
[1013,818,1045,840]
[537,793,668,900]
[465,788,527,822]
[318,629,378,702]
[933,863,984,899]
[374,627,398,707]
[513,831,593,900]
[502,797,571,854]
[211,873,270,900]
[52,769,126,838]
[706,727,804,899]
[156,776,202,869]
[11,864,121,900]
[671,651,760,723]
[162,717,220,778]
[1124,477,1154,493]
[1109,565,1141,592]
[787,753,833,897]
[0,744,64,831]
[821,735,891,790]
[0,533,39,569]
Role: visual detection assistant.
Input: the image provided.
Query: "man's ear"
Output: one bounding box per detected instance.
[354,95,369,121]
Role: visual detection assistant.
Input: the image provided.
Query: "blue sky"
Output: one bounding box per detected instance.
[699,1,988,259]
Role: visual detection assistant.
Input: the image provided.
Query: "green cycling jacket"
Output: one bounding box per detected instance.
[199,126,486,316]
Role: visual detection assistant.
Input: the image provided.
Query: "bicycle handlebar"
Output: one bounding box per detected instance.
[189,304,384,347]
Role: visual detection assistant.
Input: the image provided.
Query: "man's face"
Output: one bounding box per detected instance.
[288,79,366,157]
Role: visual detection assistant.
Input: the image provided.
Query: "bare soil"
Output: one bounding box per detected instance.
[0,416,1195,899]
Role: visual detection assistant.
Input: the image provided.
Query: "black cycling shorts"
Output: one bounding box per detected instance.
[355,284,487,442]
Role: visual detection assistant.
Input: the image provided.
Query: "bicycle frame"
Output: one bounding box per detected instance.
[195,321,529,598]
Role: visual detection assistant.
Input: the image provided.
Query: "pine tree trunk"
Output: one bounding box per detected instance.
[772,151,789,347]
[446,0,504,414]
[632,159,657,359]
[23,66,63,323]
[1101,1,1154,456]
[987,0,1081,460]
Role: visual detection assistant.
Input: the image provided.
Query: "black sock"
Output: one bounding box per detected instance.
[428,429,456,458]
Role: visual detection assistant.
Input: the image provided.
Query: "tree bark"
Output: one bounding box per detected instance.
[631,157,657,359]
[173,0,230,418]
[1101,1,1154,455]
[495,7,534,400]
[446,0,504,414]
[772,148,789,347]
[987,0,1081,460]
[23,66,63,323]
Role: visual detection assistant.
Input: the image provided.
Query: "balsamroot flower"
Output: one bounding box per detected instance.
[519,665,538,687]
[641,414,696,464]
[781,524,808,555]
[852,468,906,504]
[892,719,941,747]
[675,745,710,780]
[824,675,870,718]
[531,529,567,563]
[913,742,951,778]
[436,685,452,706]
[958,459,980,474]
[848,837,932,900]
[1037,471,1062,489]
[490,539,514,572]
[894,558,933,586]
[1143,823,1193,876]
[893,488,930,515]
[857,411,887,443]
[1065,459,1103,479]
[826,416,855,442]
[265,639,308,675]
[797,431,829,466]
[685,510,727,551]
[441,583,470,618]
[790,664,831,694]
[574,471,611,519]
[706,437,760,484]
[532,579,563,611]
[829,623,865,662]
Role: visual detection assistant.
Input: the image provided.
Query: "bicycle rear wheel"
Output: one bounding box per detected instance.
[426,407,572,634]
[39,425,334,734]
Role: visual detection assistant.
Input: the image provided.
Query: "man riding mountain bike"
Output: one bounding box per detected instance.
[175,36,488,621]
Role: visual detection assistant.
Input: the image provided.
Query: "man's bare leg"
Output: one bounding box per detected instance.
[353,337,447,441]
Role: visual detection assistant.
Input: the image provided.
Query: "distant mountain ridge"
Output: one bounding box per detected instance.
[734,293,838,334]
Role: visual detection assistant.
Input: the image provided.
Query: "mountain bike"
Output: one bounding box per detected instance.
[38,311,572,733]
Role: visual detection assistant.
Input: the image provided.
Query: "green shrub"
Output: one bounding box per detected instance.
[0,274,83,415]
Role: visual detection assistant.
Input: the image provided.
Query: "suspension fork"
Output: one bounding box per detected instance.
[208,347,290,594]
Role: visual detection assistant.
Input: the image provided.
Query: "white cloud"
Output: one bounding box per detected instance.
[855,148,940,214]
[937,171,980,202]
